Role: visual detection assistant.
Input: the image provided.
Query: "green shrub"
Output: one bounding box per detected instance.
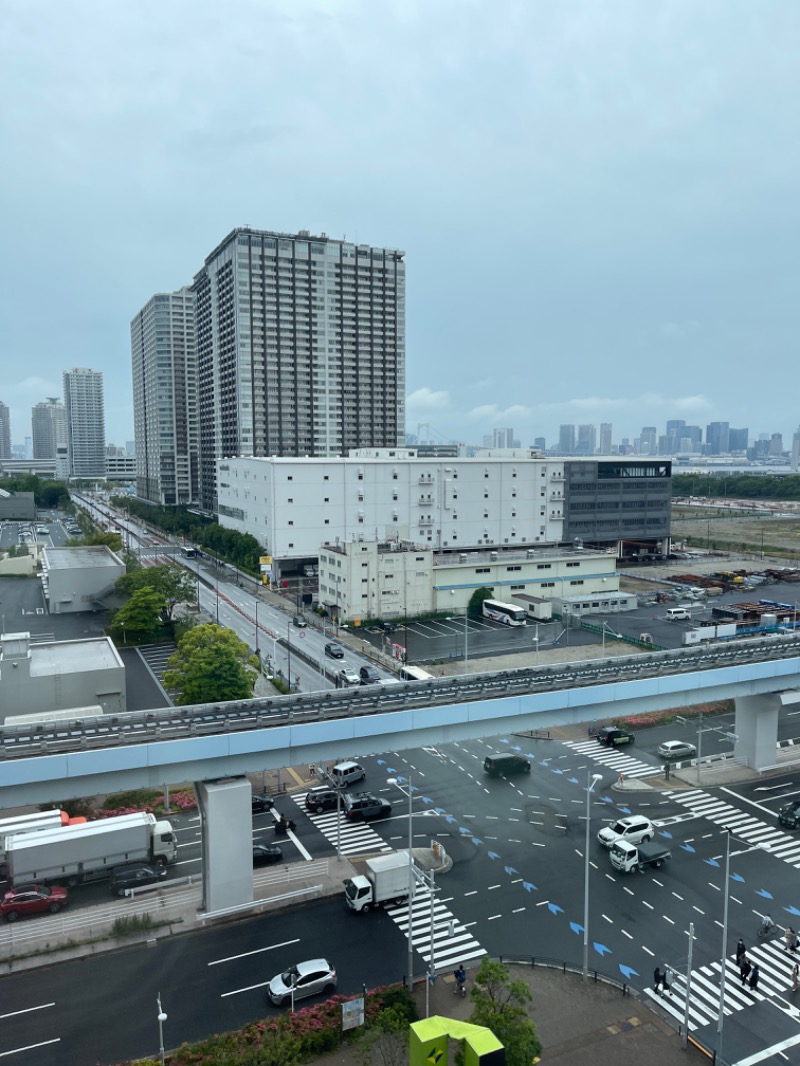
[104,789,162,810]
[111,913,155,937]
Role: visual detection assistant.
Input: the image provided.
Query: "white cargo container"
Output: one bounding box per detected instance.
[0,810,66,864]
[6,812,177,886]
[344,851,413,913]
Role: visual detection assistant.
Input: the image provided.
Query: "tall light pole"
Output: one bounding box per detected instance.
[286,621,293,690]
[156,993,167,1066]
[388,775,416,990]
[463,608,469,674]
[254,597,260,656]
[717,829,731,1056]
[583,771,603,981]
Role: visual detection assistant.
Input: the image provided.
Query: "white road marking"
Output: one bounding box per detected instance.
[0,1039,61,1057]
[0,1003,54,1020]
[209,938,300,966]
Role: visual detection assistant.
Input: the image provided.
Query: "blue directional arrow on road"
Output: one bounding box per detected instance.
[784,905,800,916]
[551,768,564,775]
[445,815,457,824]
[757,889,774,899]
[619,965,639,981]
[500,738,510,745]
[681,844,696,853]
[601,795,614,804]
[568,777,579,784]
[512,745,522,752]
[570,921,584,936]
[522,881,537,893]
[386,767,397,775]
[705,858,721,868]
[434,808,446,816]
[488,851,500,861]
[731,873,745,883]
[459,827,472,835]
[618,807,631,815]
[376,759,387,766]
[593,943,612,957]
[525,753,536,759]
[421,796,433,805]
[471,837,483,846]
[547,902,564,916]
[504,866,518,876]
[659,830,673,839]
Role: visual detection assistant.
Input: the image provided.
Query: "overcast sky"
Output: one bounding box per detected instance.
[2,1,798,452]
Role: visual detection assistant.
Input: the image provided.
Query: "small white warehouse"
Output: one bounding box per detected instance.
[41,545,125,614]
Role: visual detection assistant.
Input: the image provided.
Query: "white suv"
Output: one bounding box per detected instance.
[597,815,654,849]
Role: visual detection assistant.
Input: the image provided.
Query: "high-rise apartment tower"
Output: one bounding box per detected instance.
[191,228,406,510]
[131,288,198,505]
[0,402,10,460]
[63,368,105,477]
[31,398,66,460]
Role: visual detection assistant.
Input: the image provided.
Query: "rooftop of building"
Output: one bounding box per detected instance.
[321,540,615,565]
[202,227,405,269]
[1,632,123,676]
[43,545,123,569]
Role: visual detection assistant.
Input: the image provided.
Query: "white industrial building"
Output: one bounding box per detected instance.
[318,539,623,622]
[41,545,125,614]
[0,632,125,723]
[217,450,672,583]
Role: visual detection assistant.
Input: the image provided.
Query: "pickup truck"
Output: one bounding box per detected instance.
[610,839,671,874]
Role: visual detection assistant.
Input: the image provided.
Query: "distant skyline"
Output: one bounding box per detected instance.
[3,2,799,451]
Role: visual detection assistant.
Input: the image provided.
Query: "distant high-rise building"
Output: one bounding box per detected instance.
[577,424,596,456]
[728,427,748,452]
[533,436,546,452]
[706,421,730,455]
[32,397,66,461]
[63,368,105,477]
[792,427,800,472]
[492,428,517,449]
[599,423,612,454]
[665,420,686,454]
[191,227,405,510]
[125,440,135,456]
[770,432,784,456]
[131,288,198,506]
[0,402,10,459]
[639,427,657,455]
[558,424,576,455]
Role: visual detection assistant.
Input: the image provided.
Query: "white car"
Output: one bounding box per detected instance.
[266,958,337,1007]
[335,665,360,687]
[597,815,654,849]
[657,740,697,760]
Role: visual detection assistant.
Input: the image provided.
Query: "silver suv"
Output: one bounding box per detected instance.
[597,815,654,849]
[267,958,337,1007]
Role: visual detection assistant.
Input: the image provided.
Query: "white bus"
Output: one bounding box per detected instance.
[398,665,435,682]
[482,599,527,626]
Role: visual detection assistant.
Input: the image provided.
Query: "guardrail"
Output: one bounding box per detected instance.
[497,953,635,997]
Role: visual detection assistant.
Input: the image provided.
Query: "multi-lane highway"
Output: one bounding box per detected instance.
[5,724,800,1063]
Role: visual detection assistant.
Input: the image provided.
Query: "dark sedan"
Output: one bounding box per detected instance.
[253,844,283,866]
[252,793,275,814]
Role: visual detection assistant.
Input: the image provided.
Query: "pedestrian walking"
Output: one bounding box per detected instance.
[749,964,760,992]
[792,963,799,992]
[662,966,672,996]
[736,938,746,964]
[740,956,752,987]
[786,927,798,953]
[654,966,664,995]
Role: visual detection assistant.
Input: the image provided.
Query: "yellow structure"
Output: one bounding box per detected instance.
[409,1015,504,1066]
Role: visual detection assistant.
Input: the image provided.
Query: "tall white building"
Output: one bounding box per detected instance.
[31,397,66,461]
[191,228,406,510]
[63,368,105,478]
[0,402,10,460]
[131,288,198,505]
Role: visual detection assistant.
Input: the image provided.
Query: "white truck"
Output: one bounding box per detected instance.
[0,810,66,866]
[344,851,414,913]
[610,839,672,873]
[6,812,177,887]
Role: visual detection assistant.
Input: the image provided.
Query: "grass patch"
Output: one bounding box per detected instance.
[111,913,157,938]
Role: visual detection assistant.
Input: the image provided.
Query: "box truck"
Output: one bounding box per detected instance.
[6,812,177,887]
[344,851,413,913]
[0,810,67,865]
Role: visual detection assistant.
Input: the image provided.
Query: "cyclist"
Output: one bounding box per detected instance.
[453,964,466,997]
[760,914,774,936]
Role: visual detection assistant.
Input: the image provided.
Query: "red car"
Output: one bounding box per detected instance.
[1,883,68,922]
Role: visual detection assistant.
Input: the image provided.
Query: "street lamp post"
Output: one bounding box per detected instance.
[286,621,292,690]
[254,597,260,656]
[582,771,603,981]
[156,993,167,1066]
[387,775,416,990]
[463,609,469,674]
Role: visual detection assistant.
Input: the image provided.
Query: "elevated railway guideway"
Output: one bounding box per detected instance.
[1,635,799,806]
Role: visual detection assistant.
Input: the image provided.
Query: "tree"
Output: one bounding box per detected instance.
[466,957,541,1066]
[354,1006,409,1066]
[109,587,166,644]
[117,564,196,622]
[163,624,259,705]
[468,587,494,620]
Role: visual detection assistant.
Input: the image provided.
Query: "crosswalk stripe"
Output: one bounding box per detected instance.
[385,889,485,972]
[291,792,391,854]
[562,740,657,779]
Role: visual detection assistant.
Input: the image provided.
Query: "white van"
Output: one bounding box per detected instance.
[330,761,366,788]
[667,607,691,621]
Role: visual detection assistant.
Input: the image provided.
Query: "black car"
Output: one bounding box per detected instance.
[483,752,531,776]
[252,793,275,814]
[324,643,344,659]
[596,726,635,747]
[253,844,283,866]
[343,792,392,821]
[305,786,340,814]
[779,800,800,828]
[109,862,168,896]
[359,665,382,685]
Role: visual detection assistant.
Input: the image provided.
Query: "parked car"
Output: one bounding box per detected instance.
[597,816,654,849]
[305,786,341,814]
[483,752,531,776]
[779,800,800,829]
[253,844,283,866]
[657,740,697,760]
[343,792,392,821]
[596,726,635,747]
[109,862,168,896]
[292,616,307,628]
[1,883,68,921]
[252,793,275,814]
[324,643,344,659]
[267,958,337,1007]
[359,665,382,685]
